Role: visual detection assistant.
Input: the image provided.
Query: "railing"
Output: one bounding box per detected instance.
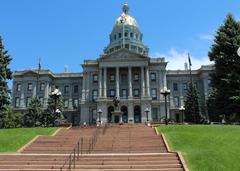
[60,126,101,171]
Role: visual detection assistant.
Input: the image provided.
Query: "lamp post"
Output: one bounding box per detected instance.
[97,109,102,125]
[51,88,62,126]
[179,106,185,124]
[161,87,170,125]
[145,108,150,122]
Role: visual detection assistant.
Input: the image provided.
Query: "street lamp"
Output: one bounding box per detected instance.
[97,109,102,124]
[161,87,170,125]
[179,106,185,123]
[145,108,150,122]
[51,88,62,126]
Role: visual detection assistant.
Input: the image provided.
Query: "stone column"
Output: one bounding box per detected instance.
[128,67,132,98]
[141,66,145,97]
[99,68,102,97]
[81,72,86,101]
[44,82,49,107]
[116,67,120,97]
[103,67,107,98]
[145,66,150,97]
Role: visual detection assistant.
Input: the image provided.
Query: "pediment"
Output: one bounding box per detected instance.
[22,70,38,76]
[99,49,148,62]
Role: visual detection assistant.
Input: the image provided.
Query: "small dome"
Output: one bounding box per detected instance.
[114,3,138,28]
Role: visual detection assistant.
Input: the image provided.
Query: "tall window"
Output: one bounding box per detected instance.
[124,32,128,37]
[73,99,78,109]
[152,108,158,121]
[150,73,156,82]
[183,83,188,91]
[118,33,122,38]
[26,97,31,107]
[15,97,20,108]
[122,89,128,99]
[64,99,69,108]
[40,83,45,91]
[27,83,33,91]
[16,83,21,92]
[73,85,78,94]
[130,32,133,38]
[93,74,98,83]
[109,89,115,97]
[133,89,140,97]
[134,74,139,81]
[110,74,115,82]
[121,74,127,84]
[92,90,98,101]
[64,85,69,94]
[173,83,178,91]
[151,88,157,100]
[174,96,179,107]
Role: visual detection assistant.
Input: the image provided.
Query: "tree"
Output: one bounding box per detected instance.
[208,14,240,122]
[2,106,22,128]
[0,36,13,128]
[23,98,43,127]
[207,88,219,122]
[184,82,202,123]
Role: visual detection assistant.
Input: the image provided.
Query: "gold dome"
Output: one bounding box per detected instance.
[114,3,138,28]
[115,13,138,27]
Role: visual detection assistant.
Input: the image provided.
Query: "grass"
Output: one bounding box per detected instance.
[0,127,58,152]
[157,125,240,171]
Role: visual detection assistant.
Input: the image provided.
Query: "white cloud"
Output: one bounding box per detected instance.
[153,49,213,70]
[198,34,214,41]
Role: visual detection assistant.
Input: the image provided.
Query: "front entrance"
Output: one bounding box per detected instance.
[108,106,114,123]
[121,106,128,123]
[134,105,141,123]
[114,115,120,123]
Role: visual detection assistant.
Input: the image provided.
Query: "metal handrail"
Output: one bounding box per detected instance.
[59,126,101,171]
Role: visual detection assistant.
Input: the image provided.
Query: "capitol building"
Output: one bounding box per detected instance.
[12,4,213,125]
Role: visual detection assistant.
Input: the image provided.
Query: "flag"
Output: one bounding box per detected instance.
[38,58,41,71]
[188,53,192,67]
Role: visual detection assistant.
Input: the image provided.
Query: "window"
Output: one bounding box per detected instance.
[124,32,128,37]
[138,47,143,53]
[151,88,157,100]
[122,89,128,99]
[39,97,44,105]
[73,85,78,94]
[15,97,20,108]
[114,34,116,40]
[64,99,69,108]
[152,108,158,121]
[174,96,179,107]
[150,73,156,81]
[208,79,211,87]
[183,83,188,91]
[125,44,129,49]
[73,99,78,109]
[16,84,21,92]
[135,34,138,39]
[133,89,140,97]
[27,83,33,91]
[130,32,133,38]
[40,83,45,91]
[131,45,137,50]
[118,33,122,38]
[93,74,98,83]
[110,74,115,82]
[173,83,178,91]
[121,74,127,84]
[134,74,139,81]
[64,85,69,94]
[92,90,98,101]
[26,97,31,107]
[109,89,115,97]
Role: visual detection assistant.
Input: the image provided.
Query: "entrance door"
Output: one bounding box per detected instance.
[108,106,114,123]
[121,106,128,123]
[134,105,141,123]
[114,115,120,123]
[176,113,180,123]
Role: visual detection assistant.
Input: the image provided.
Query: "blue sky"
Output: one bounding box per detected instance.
[1,0,240,75]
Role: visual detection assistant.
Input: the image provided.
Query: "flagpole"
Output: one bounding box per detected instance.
[188,53,193,85]
[36,58,41,98]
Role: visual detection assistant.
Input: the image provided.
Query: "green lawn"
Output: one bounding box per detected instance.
[157,125,240,171]
[0,127,58,152]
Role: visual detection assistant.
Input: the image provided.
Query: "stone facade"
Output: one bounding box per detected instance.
[11,4,213,125]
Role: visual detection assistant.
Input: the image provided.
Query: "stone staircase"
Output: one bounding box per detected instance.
[0,124,186,171]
